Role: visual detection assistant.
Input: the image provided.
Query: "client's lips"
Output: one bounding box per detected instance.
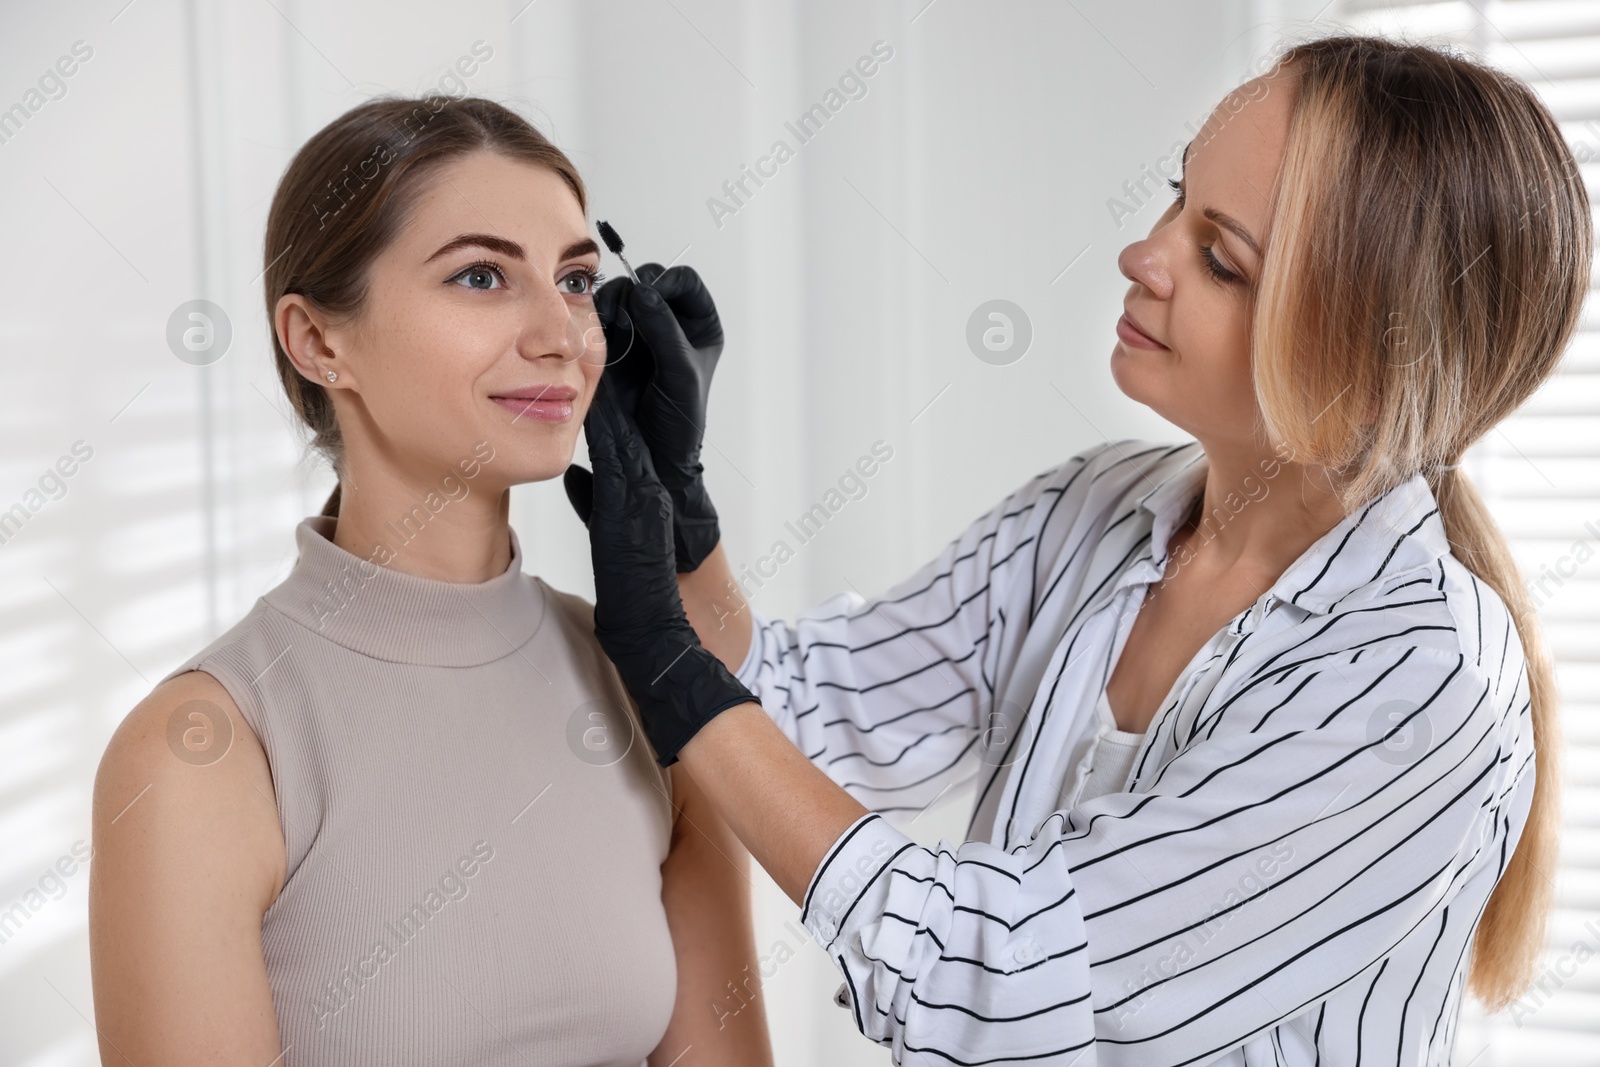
[490,384,577,422]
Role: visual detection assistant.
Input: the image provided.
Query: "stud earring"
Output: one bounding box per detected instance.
[325,370,338,382]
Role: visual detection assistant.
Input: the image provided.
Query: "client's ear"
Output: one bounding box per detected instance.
[563,464,594,526]
[276,292,352,388]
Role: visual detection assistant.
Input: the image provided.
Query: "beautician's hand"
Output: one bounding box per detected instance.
[564,263,724,573]
[576,364,755,767]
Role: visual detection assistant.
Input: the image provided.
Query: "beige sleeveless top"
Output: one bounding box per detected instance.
[161,516,676,1066]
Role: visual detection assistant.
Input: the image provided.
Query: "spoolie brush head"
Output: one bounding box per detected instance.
[595,218,642,284]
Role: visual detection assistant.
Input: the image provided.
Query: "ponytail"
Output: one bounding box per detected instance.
[1429,466,1563,1010]
[1253,35,1591,1010]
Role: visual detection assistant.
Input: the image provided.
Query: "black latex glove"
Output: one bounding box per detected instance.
[565,262,724,573]
[576,363,756,768]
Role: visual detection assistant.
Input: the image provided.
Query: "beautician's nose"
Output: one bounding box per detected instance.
[1117,234,1173,301]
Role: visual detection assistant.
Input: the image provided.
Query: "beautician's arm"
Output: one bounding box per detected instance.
[650,762,774,1066]
[677,703,868,909]
[673,548,889,906]
[90,670,287,1066]
[577,369,869,911]
[676,543,750,675]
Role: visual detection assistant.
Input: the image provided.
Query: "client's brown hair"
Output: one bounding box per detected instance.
[261,95,587,517]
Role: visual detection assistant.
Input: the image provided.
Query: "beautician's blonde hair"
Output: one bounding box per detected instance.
[1249,34,1590,1011]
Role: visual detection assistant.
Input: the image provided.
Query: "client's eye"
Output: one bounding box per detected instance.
[448,262,507,290]
[561,266,606,296]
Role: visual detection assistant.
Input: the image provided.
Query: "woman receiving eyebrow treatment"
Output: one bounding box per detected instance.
[568,34,1589,1064]
[89,97,772,1066]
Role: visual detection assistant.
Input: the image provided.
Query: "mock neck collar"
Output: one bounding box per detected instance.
[263,515,548,667]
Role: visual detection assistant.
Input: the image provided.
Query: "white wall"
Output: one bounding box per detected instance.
[0,1,1334,1063]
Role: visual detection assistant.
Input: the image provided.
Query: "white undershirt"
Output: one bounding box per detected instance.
[1075,690,1147,803]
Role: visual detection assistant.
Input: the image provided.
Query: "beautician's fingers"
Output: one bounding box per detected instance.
[612,266,725,574]
[593,276,641,371]
[636,261,666,288]
[595,278,661,390]
[623,284,715,436]
[582,377,649,548]
[600,265,719,347]
[624,265,726,356]
[646,265,723,351]
[561,464,593,526]
[580,378,622,517]
[585,370,663,499]
[583,371,626,471]
[582,373,681,637]
[590,314,653,419]
[594,275,633,330]
[622,277,689,351]
[566,379,673,529]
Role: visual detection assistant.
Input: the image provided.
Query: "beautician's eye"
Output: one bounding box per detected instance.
[561,266,606,296]
[449,261,507,290]
[1199,245,1240,284]
[1167,177,1242,285]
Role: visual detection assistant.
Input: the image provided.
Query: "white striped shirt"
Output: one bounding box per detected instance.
[735,439,1535,1066]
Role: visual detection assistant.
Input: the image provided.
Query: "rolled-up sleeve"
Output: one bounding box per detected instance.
[794,642,1531,1065]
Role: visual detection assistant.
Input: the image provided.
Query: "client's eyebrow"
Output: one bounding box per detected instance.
[426,233,523,262]
[425,234,601,264]
[1178,140,1262,259]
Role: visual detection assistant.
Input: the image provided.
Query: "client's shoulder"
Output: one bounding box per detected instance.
[96,667,286,912]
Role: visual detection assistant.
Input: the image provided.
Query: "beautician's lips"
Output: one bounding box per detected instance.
[490,384,577,422]
[1117,307,1168,350]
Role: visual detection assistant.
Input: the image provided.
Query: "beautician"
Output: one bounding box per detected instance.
[564,33,1585,1066]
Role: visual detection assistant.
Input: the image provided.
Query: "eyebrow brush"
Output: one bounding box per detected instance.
[596,219,649,287]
